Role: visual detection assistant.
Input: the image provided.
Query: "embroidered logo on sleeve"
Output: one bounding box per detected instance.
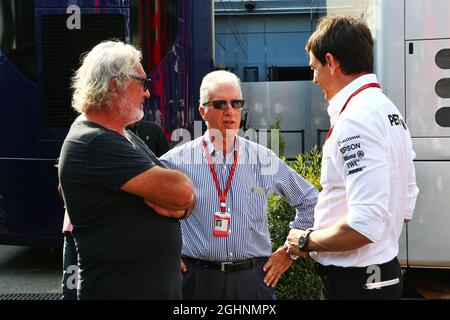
[338,135,361,146]
[388,114,407,130]
[340,142,362,155]
[339,135,367,176]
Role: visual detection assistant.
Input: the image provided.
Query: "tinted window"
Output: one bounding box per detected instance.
[41,14,126,128]
[0,0,36,83]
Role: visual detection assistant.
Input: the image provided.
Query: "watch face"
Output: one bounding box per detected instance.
[298,230,310,251]
[298,234,306,248]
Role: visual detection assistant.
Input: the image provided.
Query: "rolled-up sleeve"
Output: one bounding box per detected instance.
[335,117,390,242]
[270,155,318,230]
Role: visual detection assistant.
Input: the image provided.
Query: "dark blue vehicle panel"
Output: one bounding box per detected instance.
[0,2,132,247]
[0,0,213,247]
[0,54,38,158]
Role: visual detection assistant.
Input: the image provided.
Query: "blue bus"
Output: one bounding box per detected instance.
[0,0,213,247]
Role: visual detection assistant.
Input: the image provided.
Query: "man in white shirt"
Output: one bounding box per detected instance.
[285,16,419,299]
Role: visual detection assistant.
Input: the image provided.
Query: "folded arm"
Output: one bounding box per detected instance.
[121,166,195,218]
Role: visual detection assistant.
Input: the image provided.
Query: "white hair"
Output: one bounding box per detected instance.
[71,40,142,113]
[199,70,242,105]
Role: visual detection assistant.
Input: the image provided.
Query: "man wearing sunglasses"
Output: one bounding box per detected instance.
[159,70,318,300]
[58,40,195,299]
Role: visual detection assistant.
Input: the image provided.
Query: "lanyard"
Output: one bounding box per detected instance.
[325,82,381,142]
[202,136,239,213]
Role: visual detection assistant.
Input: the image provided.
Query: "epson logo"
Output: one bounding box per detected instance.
[340,143,361,154]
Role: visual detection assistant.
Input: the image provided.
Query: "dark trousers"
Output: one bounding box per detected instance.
[182,258,276,300]
[315,257,403,300]
[61,232,78,300]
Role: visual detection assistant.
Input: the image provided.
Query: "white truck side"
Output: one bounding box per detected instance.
[243,0,450,268]
[376,0,450,268]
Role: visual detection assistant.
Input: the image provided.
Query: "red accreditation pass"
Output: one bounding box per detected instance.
[213,212,231,237]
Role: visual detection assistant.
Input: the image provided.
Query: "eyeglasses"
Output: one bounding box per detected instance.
[202,99,245,109]
[128,74,151,92]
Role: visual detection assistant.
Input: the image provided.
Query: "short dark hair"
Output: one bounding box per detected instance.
[306,15,373,75]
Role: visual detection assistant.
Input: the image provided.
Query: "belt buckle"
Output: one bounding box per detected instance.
[220,261,232,272]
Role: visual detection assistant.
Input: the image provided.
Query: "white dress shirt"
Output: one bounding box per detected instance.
[311,74,419,267]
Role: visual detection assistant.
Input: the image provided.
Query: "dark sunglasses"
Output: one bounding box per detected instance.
[128,74,151,92]
[202,99,245,109]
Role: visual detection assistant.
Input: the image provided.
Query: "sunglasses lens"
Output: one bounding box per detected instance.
[231,100,244,108]
[144,79,151,91]
[212,100,227,109]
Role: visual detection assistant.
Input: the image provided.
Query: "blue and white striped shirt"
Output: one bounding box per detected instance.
[160,133,318,262]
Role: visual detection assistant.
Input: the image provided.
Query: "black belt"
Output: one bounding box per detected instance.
[183,256,267,272]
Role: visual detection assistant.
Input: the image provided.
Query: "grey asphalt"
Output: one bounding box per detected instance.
[0,245,62,294]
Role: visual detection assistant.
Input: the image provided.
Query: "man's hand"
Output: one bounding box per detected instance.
[144,194,196,219]
[181,258,187,273]
[180,195,196,219]
[262,247,293,288]
[144,200,186,218]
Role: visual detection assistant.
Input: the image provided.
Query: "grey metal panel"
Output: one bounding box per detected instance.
[242,81,328,154]
[243,81,309,129]
[398,224,407,266]
[412,138,450,161]
[375,0,406,117]
[325,0,376,18]
[283,132,304,159]
[405,0,450,40]
[406,39,450,137]
[407,161,450,268]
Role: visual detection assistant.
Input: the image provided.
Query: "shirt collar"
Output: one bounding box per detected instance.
[203,130,239,159]
[327,73,379,125]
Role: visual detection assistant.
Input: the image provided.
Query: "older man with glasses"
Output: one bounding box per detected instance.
[158,70,318,300]
[58,40,195,300]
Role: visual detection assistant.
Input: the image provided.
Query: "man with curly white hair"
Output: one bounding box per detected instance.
[58,40,195,300]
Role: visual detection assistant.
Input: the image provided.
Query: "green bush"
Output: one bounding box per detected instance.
[268,114,286,157]
[268,146,323,299]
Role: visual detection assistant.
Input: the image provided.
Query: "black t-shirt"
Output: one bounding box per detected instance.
[59,121,182,300]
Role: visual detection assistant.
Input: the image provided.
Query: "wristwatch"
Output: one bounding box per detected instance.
[297,229,312,252]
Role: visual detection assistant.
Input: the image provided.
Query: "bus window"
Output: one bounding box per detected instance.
[0,0,36,83]
[40,13,126,128]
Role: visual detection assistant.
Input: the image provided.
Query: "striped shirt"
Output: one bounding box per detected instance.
[160,133,318,262]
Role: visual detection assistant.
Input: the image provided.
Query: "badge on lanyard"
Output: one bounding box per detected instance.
[213,211,231,237]
[202,136,239,239]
